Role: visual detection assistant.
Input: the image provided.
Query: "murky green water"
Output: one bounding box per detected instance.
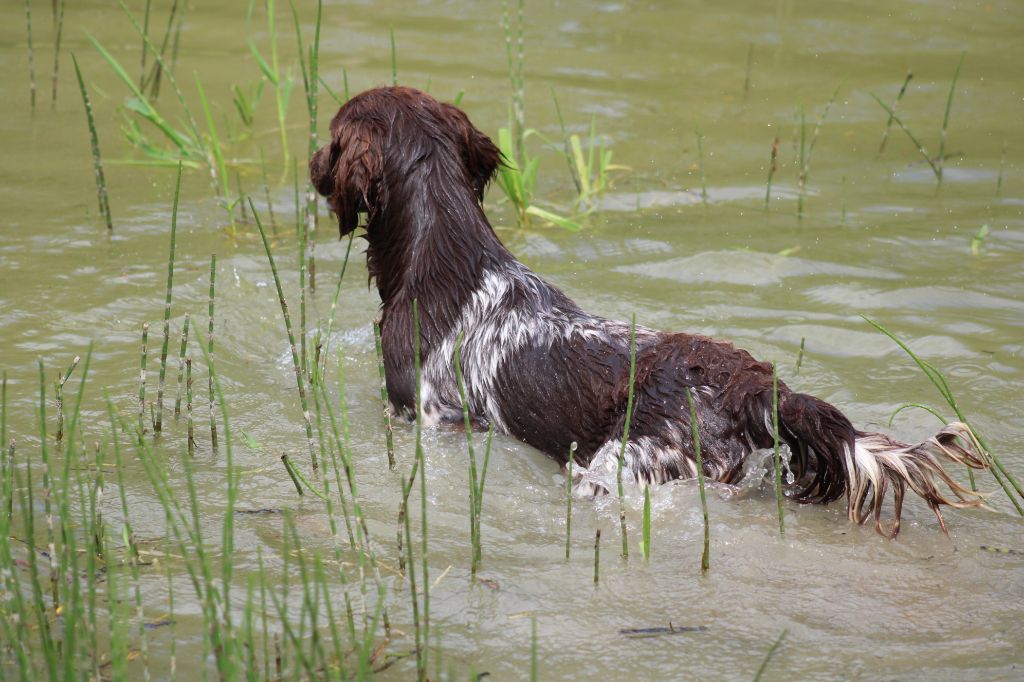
[2,0,1023,679]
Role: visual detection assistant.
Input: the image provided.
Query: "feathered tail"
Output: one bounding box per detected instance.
[781,393,989,537]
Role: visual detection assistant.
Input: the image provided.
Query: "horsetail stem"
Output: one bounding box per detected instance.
[156,162,182,434]
[174,313,191,418]
[71,53,113,231]
[208,254,218,452]
[686,388,710,574]
[139,323,150,437]
[616,314,638,559]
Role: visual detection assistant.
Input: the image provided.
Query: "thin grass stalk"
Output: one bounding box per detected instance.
[413,298,431,679]
[565,440,576,560]
[71,54,113,231]
[642,484,651,560]
[390,26,397,85]
[772,364,785,535]
[174,313,190,417]
[593,528,601,587]
[156,162,182,433]
[502,0,526,163]
[139,322,150,436]
[50,0,64,108]
[695,126,708,206]
[401,474,423,679]
[319,232,355,371]
[764,137,779,209]
[453,332,482,574]
[685,388,710,574]
[186,356,194,455]
[298,195,308,377]
[28,362,58,678]
[139,0,152,88]
[862,315,1024,512]
[194,75,235,231]
[111,1,206,155]
[798,85,840,217]
[207,254,218,451]
[616,314,638,559]
[797,106,806,215]
[937,53,965,187]
[753,629,788,681]
[252,199,319,470]
[25,0,36,111]
[878,71,912,155]
[475,425,493,569]
[996,140,1007,196]
[870,93,940,179]
[795,337,806,374]
[143,0,180,98]
[373,319,396,470]
[54,354,80,443]
[743,43,754,96]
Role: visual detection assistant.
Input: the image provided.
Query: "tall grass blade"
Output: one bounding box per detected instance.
[937,53,965,186]
[71,53,113,231]
[878,71,912,155]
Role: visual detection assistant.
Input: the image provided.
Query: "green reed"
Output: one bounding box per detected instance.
[797,85,840,218]
[453,332,493,576]
[616,314,638,559]
[252,199,318,470]
[141,0,182,98]
[996,140,1007,196]
[186,355,195,455]
[863,316,1024,514]
[764,136,779,209]
[54,354,80,443]
[156,162,182,433]
[71,53,113,231]
[414,298,430,680]
[139,322,150,435]
[249,0,293,170]
[695,126,708,206]
[870,93,940,179]
[174,312,191,417]
[50,0,65,109]
[878,71,912,155]
[565,440,576,560]
[937,53,965,187]
[207,254,218,451]
[319,231,356,372]
[795,337,806,374]
[373,319,397,469]
[24,0,36,111]
[390,26,398,85]
[685,388,710,574]
[753,629,788,681]
[771,363,785,535]
[593,528,601,586]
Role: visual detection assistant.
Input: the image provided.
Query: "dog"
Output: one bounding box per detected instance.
[310,86,988,537]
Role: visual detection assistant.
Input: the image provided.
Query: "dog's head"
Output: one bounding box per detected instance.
[310,86,501,237]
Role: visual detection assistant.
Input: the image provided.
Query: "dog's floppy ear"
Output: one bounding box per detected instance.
[309,114,384,236]
[442,103,501,202]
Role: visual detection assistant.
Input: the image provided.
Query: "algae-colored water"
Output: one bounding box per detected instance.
[1,1,1022,679]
